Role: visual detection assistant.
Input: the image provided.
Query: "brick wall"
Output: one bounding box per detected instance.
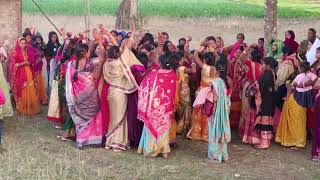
[0,0,22,50]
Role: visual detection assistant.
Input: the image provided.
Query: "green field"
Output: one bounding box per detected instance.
[23,0,320,18]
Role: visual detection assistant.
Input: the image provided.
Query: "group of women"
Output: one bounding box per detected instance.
[0,25,320,163]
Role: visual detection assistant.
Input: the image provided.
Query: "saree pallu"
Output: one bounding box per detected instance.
[312,94,320,157]
[15,66,41,115]
[275,94,307,148]
[208,78,231,162]
[239,81,251,136]
[104,48,141,150]
[65,62,105,148]
[47,79,62,123]
[176,66,192,134]
[137,69,177,156]
[0,65,13,119]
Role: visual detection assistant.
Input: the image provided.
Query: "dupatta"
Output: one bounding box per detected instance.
[9,38,36,102]
[137,69,177,139]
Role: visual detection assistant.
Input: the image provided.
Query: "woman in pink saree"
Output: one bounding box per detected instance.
[65,43,107,148]
[137,54,177,158]
[229,33,247,61]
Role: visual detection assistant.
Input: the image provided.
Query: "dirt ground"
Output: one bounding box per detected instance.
[23,14,320,48]
[0,107,320,180]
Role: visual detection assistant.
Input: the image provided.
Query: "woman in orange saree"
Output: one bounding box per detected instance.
[9,37,40,115]
[187,50,217,141]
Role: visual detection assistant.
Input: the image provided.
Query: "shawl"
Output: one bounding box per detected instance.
[284,31,299,54]
[307,38,320,65]
[137,69,177,139]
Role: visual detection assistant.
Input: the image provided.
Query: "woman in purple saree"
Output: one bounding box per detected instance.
[65,43,107,148]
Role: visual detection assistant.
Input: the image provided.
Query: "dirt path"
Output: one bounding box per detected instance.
[23,14,320,48]
[0,108,320,179]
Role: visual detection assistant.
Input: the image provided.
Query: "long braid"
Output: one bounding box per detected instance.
[73,56,81,82]
[73,44,89,82]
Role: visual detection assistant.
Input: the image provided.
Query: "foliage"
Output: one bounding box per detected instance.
[23,0,320,18]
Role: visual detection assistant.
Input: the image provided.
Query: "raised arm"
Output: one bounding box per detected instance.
[193,50,204,68]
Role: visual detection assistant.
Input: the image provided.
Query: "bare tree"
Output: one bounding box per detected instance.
[115,0,138,29]
[264,0,278,54]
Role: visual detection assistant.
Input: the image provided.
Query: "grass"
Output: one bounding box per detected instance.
[22,0,320,18]
[1,107,320,179]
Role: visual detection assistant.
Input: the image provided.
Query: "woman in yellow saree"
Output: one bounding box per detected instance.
[9,37,40,115]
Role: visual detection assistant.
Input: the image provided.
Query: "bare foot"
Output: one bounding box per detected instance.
[254,144,269,149]
[206,159,222,164]
[162,153,169,159]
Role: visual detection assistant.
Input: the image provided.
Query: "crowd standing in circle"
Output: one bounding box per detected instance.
[0,24,320,164]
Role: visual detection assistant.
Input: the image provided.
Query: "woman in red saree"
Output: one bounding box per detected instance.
[239,46,263,141]
[137,54,177,158]
[228,46,247,130]
[229,33,247,61]
[9,37,40,115]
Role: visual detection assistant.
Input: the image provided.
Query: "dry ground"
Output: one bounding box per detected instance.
[23,14,320,48]
[0,107,320,180]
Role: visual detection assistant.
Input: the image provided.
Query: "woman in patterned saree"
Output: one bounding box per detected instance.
[137,54,177,158]
[65,42,107,148]
[10,37,40,115]
[228,46,246,130]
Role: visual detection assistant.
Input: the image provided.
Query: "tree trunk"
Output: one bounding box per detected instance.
[130,0,138,17]
[115,0,131,30]
[264,0,278,55]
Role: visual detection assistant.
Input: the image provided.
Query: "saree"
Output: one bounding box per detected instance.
[228,59,246,129]
[33,55,48,104]
[239,60,262,135]
[65,60,106,148]
[175,66,192,134]
[242,82,261,144]
[187,64,213,141]
[10,39,40,115]
[0,64,13,119]
[230,42,246,61]
[208,78,231,162]
[275,94,307,148]
[127,64,146,147]
[137,69,177,156]
[104,47,141,150]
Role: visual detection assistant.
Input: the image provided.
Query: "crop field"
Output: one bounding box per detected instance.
[22,0,320,18]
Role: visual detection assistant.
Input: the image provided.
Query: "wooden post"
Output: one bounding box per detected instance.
[264,0,278,55]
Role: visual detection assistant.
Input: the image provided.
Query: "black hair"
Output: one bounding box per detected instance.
[139,33,154,46]
[177,44,185,52]
[159,54,177,70]
[299,62,311,73]
[251,49,262,63]
[206,36,216,43]
[237,46,245,52]
[317,47,320,52]
[162,32,169,38]
[175,51,184,61]
[22,31,32,38]
[178,38,186,44]
[168,54,180,70]
[136,52,149,69]
[317,68,320,77]
[107,46,120,59]
[215,59,229,89]
[258,38,265,42]
[309,28,317,35]
[237,33,245,40]
[140,44,152,52]
[163,41,172,53]
[202,52,215,67]
[110,30,118,35]
[264,57,278,70]
[73,44,89,81]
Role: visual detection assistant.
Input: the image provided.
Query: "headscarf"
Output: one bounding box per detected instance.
[284,30,299,54]
[267,39,284,59]
[9,37,36,102]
